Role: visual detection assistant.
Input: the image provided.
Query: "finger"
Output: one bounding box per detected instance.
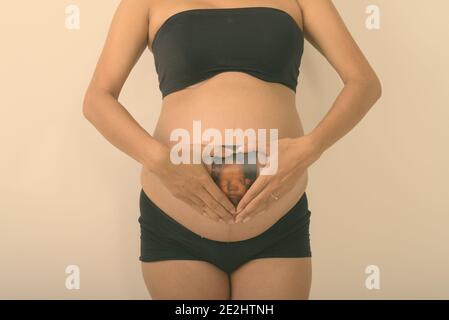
[236,175,270,213]
[235,187,275,222]
[197,186,235,223]
[178,194,204,212]
[184,193,203,207]
[202,206,228,224]
[235,196,269,223]
[201,176,236,214]
[187,195,220,220]
[276,179,295,196]
[179,197,209,219]
[189,194,222,222]
[179,194,224,223]
[251,182,291,215]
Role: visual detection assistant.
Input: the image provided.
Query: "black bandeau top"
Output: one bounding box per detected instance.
[151,7,304,98]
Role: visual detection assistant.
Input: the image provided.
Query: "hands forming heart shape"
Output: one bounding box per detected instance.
[206,146,259,207]
[154,136,321,224]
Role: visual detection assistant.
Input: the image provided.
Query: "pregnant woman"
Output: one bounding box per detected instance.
[83,0,381,300]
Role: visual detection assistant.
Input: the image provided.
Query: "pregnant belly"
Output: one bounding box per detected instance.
[140,73,309,242]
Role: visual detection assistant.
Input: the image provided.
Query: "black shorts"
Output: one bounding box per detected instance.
[138,189,312,274]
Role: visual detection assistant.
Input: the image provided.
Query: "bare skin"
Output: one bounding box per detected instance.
[83,0,381,299]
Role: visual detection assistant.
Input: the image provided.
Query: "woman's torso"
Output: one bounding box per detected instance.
[140,1,307,242]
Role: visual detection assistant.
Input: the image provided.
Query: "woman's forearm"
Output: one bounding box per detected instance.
[82,89,168,173]
[307,75,382,155]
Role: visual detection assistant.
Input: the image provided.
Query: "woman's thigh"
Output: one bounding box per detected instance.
[230,257,312,300]
[141,260,231,300]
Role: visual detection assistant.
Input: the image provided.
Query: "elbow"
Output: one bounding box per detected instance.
[83,87,118,119]
[369,73,382,101]
[82,91,94,119]
[82,89,102,120]
[347,71,382,103]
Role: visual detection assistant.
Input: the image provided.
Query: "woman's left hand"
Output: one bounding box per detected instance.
[234,135,323,223]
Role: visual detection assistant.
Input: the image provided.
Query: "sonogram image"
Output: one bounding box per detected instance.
[208,147,259,207]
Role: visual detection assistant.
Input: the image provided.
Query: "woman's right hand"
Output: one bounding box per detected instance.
[146,143,236,224]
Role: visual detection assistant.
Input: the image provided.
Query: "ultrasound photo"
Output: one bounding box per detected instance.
[207,146,259,207]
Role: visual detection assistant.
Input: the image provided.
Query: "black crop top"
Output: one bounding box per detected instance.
[151,7,304,98]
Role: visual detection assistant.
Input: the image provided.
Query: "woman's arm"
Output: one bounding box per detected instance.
[82,0,236,220]
[234,0,382,220]
[298,0,382,154]
[82,0,166,171]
